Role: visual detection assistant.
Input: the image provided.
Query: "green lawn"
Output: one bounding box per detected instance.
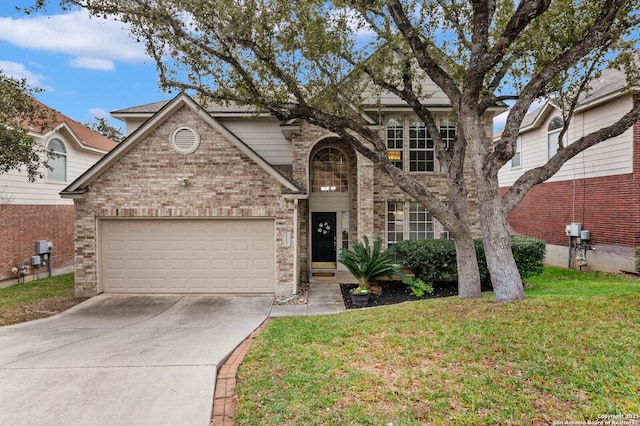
[0,273,79,325]
[235,267,640,425]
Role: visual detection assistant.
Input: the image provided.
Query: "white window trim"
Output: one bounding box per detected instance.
[386,201,450,247]
[46,138,67,184]
[385,116,457,173]
[511,136,522,169]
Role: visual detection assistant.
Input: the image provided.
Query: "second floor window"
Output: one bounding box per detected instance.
[46,138,67,183]
[512,136,522,168]
[386,118,403,168]
[548,116,564,158]
[311,148,349,192]
[409,119,434,172]
[386,117,455,172]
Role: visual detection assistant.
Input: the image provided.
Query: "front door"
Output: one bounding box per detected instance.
[311,212,337,265]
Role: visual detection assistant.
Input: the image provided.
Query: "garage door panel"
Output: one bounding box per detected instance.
[101,219,275,294]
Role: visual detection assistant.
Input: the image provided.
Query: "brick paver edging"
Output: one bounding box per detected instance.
[211,318,271,425]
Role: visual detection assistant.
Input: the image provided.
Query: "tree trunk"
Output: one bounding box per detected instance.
[461,112,524,302]
[475,176,525,301]
[453,232,482,299]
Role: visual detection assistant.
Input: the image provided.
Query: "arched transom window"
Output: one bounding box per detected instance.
[311,148,348,192]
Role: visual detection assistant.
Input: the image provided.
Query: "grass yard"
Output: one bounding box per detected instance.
[235,267,640,425]
[0,273,84,326]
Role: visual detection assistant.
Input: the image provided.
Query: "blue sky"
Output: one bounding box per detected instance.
[1,2,522,132]
[0,3,168,132]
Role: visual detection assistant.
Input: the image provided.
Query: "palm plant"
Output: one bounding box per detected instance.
[338,236,404,294]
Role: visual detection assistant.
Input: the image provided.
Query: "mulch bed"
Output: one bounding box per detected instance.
[340,280,491,309]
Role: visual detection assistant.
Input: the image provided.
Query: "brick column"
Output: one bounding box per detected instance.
[356,152,374,240]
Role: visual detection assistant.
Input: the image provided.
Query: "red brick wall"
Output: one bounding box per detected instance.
[0,205,75,281]
[503,119,640,256]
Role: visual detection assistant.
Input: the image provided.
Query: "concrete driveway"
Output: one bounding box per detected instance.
[0,294,273,426]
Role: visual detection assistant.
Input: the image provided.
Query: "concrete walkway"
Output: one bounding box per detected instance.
[270,271,357,318]
[270,280,349,317]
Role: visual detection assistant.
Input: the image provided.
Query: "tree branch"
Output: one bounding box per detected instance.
[488,0,632,176]
[502,94,640,213]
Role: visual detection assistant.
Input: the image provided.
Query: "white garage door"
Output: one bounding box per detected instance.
[100,219,275,294]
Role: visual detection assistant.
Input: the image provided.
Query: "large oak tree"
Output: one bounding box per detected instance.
[32,0,640,301]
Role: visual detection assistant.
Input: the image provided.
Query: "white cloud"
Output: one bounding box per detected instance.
[0,10,148,66]
[0,60,49,89]
[70,57,115,71]
[88,107,109,119]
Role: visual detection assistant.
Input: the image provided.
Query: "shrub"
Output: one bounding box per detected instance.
[394,239,457,285]
[395,236,546,285]
[403,277,434,297]
[510,235,546,279]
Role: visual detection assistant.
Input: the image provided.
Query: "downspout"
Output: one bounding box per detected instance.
[293,199,299,294]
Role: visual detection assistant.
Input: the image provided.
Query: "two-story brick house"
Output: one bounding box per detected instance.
[62,85,497,297]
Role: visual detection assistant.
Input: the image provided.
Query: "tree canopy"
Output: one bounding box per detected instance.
[31,0,640,301]
[0,72,55,181]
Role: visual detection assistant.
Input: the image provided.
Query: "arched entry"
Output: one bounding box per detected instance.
[309,146,350,271]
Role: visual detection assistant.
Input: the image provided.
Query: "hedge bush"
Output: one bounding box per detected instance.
[394,235,546,285]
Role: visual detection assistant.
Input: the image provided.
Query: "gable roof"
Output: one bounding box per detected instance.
[27,101,118,152]
[61,93,304,198]
[495,65,637,137]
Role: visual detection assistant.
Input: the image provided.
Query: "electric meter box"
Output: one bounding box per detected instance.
[31,255,41,266]
[36,240,51,254]
[581,230,590,241]
[569,223,582,237]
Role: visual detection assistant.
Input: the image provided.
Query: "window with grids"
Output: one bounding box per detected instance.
[311,148,349,192]
[386,118,403,169]
[46,138,67,183]
[439,119,456,148]
[409,118,434,172]
[409,202,435,240]
[387,202,404,245]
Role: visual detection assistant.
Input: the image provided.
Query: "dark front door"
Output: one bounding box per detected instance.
[311,212,337,264]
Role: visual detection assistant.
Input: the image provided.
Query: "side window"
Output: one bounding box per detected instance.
[47,138,67,183]
[547,116,564,158]
[512,136,521,168]
[386,118,404,169]
[387,202,405,246]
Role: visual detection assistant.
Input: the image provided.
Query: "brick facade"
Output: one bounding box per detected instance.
[503,120,640,259]
[0,205,75,283]
[73,105,296,297]
[290,119,483,277]
[72,95,488,295]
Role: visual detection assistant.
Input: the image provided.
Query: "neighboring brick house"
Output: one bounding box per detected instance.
[62,89,498,297]
[498,67,640,272]
[0,103,118,286]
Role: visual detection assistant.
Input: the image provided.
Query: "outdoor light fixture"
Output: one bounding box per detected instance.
[176,177,189,186]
